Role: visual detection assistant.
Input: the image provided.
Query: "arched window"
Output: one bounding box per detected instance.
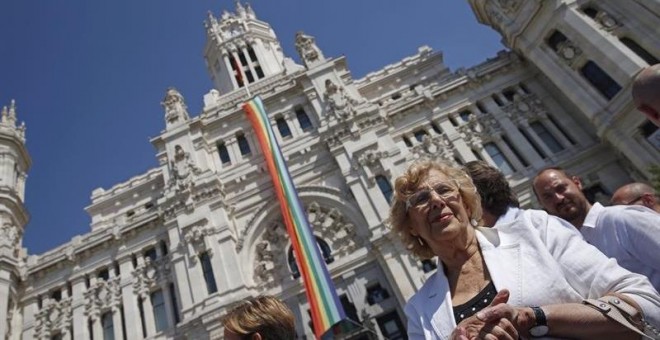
[199,252,218,294]
[276,117,292,138]
[413,129,428,142]
[102,312,115,340]
[237,133,251,156]
[288,237,334,279]
[217,142,231,164]
[295,107,313,131]
[376,175,393,204]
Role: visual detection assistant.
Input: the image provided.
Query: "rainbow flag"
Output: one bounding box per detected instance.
[243,96,347,339]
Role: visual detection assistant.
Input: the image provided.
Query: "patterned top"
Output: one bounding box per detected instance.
[452,281,497,323]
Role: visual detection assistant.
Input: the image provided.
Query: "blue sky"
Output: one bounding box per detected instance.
[0,1,504,254]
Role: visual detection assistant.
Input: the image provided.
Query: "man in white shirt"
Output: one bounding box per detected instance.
[532,167,660,290]
[611,182,660,213]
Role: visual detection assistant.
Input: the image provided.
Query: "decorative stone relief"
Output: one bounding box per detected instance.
[458,113,502,149]
[410,135,456,165]
[35,298,72,339]
[502,94,547,125]
[0,222,20,249]
[183,220,221,262]
[357,149,389,169]
[162,88,190,126]
[295,31,325,67]
[252,203,359,290]
[168,145,201,193]
[495,0,522,14]
[554,39,583,68]
[596,11,621,32]
[83,277,122,319]
[323,79,358,121]
[132,256,172,298]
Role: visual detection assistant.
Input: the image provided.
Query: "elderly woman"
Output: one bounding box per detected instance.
[390,161,660,339]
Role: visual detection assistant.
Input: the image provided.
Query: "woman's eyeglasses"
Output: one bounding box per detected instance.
[406,182,459,211]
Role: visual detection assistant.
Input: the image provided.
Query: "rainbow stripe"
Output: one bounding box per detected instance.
[243,96,346,339]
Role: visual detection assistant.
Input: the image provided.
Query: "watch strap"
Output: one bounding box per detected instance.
[531,306,547,326]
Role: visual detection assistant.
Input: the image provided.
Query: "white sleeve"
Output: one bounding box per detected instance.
[404,301,427,340]
[614,208,660,272]
[536,213,660,325]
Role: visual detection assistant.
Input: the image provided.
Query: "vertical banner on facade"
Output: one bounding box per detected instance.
[243,96,347,339]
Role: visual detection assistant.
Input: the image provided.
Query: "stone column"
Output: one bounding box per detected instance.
[0,274,10,340]
[20,298,38,340]
[223,53,239,89]
[141,292,157,336]
[70,277,88,340]
[112,308,124,340]
[91,318,103,340]
[119,257,143,340]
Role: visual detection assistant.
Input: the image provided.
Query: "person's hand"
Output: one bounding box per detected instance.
[451,289,519,340]
[475,294,536,338]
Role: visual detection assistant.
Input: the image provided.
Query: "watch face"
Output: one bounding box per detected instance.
[530,325,549,337]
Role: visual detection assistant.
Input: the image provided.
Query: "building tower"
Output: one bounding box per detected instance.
[0,100,30,339]
[467,0,660,179]
[203,2,296,94]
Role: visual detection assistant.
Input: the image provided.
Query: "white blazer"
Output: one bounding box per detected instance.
[404,208,660,340]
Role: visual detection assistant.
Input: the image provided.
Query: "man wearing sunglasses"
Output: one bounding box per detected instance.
[611,182,660,213]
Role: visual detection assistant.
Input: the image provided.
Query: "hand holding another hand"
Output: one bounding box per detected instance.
[451,289,531,340]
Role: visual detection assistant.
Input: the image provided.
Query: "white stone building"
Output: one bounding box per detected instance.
[0,1,658,339]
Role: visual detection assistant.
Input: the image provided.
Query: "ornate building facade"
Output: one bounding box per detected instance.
[1,1,658,339]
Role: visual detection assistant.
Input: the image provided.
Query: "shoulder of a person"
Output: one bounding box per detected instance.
[598,204,660,225]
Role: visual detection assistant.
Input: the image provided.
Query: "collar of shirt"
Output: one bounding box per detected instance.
[494,206,521,226]
[582,202,604,229]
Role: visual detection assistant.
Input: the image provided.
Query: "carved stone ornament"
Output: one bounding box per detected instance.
[252,203,358,289]
[555,40,583,67]
[596,12,621,31]
[35,298,72,339]
[295,31,325,67]
[357,149,389,168]
[168,145,201,193]
[410,134,456,165]
[83,277,122,319]
[323,79,358,121]
[0,222,21,249]
[457,113,502,148]
[503,93,547,125]
[132,256,172,298]
[495,0,522,14]
[162,87,190,126]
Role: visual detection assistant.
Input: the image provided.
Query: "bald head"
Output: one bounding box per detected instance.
[611,182,660,213]
[632,64,660,127]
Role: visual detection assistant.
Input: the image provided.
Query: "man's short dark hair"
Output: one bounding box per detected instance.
[464,161,519,217]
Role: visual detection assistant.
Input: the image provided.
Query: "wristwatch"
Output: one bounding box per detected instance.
[529,306,549,337]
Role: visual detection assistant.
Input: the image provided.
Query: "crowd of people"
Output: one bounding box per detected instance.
[218,66,660,339]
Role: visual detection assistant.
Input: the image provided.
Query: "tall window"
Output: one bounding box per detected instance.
[199,252,218,294]
[484,143,514,175]
[102,312,115,340]
[502,88,516,102]
[580,61,622,100]
[376,175,393,203]
[276,117,292,138]
[144,248,157,262]
[168,283,180,324]
[237,133,251,156]
[531,121,564,153]
[295,108,313,131]
[547,114,576,145]
[229,55,244,88]
[151,290,169,332]
[620,37,659,65]
[217,142,231,164]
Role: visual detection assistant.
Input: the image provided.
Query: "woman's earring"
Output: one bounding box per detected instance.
[470,218,479,227]
[417,237,425,246]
